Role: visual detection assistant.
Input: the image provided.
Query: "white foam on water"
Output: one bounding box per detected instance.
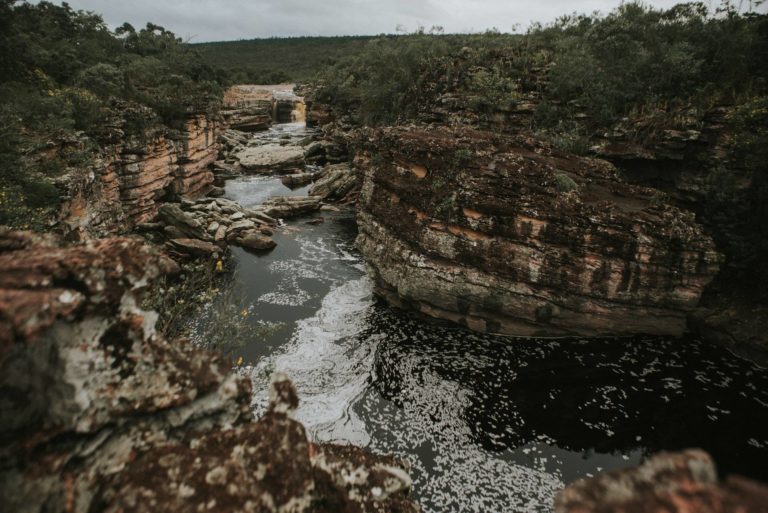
[256,235,348,306]
[249,276,377,446]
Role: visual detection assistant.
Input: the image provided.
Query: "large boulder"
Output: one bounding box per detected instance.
[555,449,768,513]
[261,196,322,219]
[231,230,277,251]
[167,237,221,257]
[308,163,359,202]
[235,143,305,173]
[355,126,722,337]
[281,171,320,189]
[157,203,211,241]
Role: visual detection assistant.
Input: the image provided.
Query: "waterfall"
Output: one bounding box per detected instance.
[291,100,306,123]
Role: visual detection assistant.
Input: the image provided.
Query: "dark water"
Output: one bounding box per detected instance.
[193,124,768,513]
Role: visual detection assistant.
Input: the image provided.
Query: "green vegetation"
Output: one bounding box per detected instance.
[142,257,282,361]
[308,2,767,132]
[312,32,524,125]
[0,0,225,230]
[194,36,377,84]
[554,173,579,193]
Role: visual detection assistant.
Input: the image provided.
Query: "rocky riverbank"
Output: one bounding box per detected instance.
[0,229,417,513]
[555,450,768,513]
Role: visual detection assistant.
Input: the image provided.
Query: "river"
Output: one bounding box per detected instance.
[190,122,768,513]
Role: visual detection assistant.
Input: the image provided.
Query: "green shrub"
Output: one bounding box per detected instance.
[554,172,579,193]
[0,2,227,232]
[452,148,474,166]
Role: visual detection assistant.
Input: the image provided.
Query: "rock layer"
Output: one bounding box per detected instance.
[61,115,219,238]
[356,126,722,337]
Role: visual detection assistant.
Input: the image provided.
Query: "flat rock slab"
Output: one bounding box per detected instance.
[308,163,358,201]
[167,238,221,257]
[261,196,322,219]
[236,143,304,172]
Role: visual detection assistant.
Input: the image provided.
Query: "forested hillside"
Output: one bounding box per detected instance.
[0,0,226,229]
[194,36,377,83]
[311,2,767,129]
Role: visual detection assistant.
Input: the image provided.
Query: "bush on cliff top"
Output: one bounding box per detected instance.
[0,0,226,231]
[310,2,767,129]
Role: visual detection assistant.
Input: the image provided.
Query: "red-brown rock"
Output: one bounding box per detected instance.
[0,230,416,513]
[555,450,768,513]
[356,126,722,337]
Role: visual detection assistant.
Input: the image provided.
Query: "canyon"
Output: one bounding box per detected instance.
[4,3,767,511]
[3,81,767,513]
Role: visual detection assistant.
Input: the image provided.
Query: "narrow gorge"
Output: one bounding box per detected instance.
[2,3,768,513]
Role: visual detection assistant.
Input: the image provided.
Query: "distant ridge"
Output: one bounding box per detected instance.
[192,36,377,83]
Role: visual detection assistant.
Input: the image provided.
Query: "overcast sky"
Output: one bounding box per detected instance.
[48,0,767,42]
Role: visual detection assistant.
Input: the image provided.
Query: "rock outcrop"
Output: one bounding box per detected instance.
[282,171,321,189]
[151,198,278,256]
[236,143,305,173]
[356,126,722,337]
[0,229,417,513]
[261,196,323,219]
[309,163,359,203]
[222,85,273,132]
[61,115,219,238]
[555,449,768,513]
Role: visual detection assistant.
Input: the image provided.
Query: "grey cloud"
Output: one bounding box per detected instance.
[44,0,767,41]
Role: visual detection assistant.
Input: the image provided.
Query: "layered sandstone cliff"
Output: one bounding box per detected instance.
[61,115,219,238]
[0,229,416,513]
[356,126,722,337]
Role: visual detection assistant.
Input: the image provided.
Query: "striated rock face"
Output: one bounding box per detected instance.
[555,449,768,513]
[222,85,273,132]
[591,108,758,287]
[356,126,722,337]
[0,229,416,513]
[61,115,219,238]
[309,163,360,204]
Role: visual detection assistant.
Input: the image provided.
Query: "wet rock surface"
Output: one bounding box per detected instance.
[0,230,417,513]
[555,450,768,513]
[355,126,722,337]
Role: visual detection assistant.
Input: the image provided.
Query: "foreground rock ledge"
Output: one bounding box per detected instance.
[355,126,722,337]
[0,229,417,513]
[556,449,768,513]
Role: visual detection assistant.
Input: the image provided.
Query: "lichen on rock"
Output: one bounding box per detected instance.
[0,229,417,513]
[355,126,723,337]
